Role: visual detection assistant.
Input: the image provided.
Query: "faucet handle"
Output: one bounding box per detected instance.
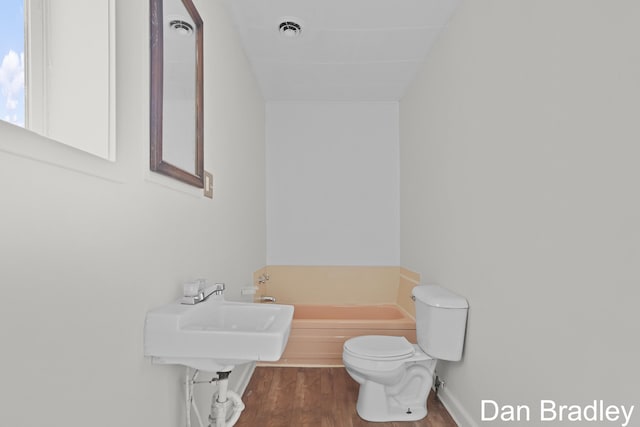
[183,280,204,297]
[181,280,206,305]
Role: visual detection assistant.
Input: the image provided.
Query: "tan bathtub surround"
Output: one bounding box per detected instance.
[260,304,416,367]
[398,267,421,317]
[253,265,420,306]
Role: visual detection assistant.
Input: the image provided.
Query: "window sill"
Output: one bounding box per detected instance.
[0,121,125,184]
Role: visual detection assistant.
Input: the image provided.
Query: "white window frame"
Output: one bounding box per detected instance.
[0,0,119,181]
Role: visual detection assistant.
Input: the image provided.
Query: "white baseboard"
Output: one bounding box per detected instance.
[438,387,478,427]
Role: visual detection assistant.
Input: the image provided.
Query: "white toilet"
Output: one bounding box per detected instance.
[342,285,468,422]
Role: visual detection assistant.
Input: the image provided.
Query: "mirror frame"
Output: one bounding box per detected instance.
[150,0,204,188]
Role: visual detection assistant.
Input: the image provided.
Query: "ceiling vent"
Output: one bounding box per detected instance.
[278,20,302,38]
[169,19,194,36]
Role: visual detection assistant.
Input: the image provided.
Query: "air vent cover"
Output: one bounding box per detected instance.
[278,21,302,38]
[169,19,193,36]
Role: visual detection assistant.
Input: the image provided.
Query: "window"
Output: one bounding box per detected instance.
[0,0,115,161]
[0,0,25,128]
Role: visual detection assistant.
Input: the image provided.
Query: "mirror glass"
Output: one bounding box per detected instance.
[150,0,204,187]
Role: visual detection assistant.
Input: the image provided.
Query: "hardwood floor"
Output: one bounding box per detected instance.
[235,367,457,427]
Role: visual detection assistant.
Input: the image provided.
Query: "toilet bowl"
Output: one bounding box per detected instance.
[343,335,436,421]
[342,285,468,422]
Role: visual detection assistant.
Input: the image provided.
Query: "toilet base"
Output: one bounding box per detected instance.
[356,381,429,422]
[350,359,435,422]
[356,389,427,422]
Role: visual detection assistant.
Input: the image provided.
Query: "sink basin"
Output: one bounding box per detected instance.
[144,297,294,372]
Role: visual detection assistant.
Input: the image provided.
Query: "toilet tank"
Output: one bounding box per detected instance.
[412,285,469,361]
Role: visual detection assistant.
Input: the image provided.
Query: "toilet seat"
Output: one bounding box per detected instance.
[344,335,415,360]
[343,335,431,376]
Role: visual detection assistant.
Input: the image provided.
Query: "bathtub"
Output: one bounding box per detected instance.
[259,304,416,367]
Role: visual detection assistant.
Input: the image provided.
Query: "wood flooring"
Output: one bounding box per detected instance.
[235,367,458,427]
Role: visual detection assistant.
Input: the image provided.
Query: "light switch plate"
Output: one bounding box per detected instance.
[204,171,213,199]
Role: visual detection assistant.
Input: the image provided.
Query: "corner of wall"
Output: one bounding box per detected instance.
[438,386,479,427]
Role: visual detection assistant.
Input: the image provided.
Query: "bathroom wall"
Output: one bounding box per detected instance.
[400,1,640,425]
[0,1,265,426]
[266,102,400,266]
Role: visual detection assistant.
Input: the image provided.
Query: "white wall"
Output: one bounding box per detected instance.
[400,0,640,425]
[266,102,400,265]
[0,0,265,426]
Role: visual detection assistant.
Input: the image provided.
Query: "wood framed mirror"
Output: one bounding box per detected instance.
[150,0,204,187]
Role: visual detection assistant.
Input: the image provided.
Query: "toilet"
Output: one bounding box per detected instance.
[342,285,469,422]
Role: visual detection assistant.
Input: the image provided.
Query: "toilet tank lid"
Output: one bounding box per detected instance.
[412,285,469,309]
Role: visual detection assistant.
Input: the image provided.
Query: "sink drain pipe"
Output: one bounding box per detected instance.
[185,368,245,427]
[209,371,245,427]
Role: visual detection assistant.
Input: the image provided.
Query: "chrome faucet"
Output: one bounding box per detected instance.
[258,295,276,303]
[181,282,225,305]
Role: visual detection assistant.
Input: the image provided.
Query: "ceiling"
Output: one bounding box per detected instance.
[222,0,461,102]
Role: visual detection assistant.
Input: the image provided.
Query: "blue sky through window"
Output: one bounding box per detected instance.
[0,0,25,127]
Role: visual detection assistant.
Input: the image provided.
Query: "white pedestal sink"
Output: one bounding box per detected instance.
[144,296,294,372]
